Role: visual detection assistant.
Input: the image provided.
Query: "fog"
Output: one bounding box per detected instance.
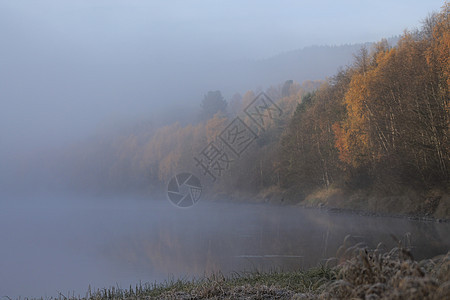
[0,0,448,298]
[0,0,443,154]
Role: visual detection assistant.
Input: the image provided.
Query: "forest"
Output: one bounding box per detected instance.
[29,5,448,215]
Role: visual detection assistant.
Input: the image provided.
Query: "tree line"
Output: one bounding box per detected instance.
[279,5,449,198]
[56,5,448,201]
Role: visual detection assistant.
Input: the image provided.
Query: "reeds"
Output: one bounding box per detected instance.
[317,234,450,299]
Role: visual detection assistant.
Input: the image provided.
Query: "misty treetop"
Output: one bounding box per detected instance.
[199,90,228,121]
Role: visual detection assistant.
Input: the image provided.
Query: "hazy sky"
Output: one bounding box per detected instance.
[0,0,445,154]
[0,0,444,59]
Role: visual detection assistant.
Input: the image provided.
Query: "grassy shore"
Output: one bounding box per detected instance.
[80,267,332,300]
[252,185,450,220]
[27,240,449,300]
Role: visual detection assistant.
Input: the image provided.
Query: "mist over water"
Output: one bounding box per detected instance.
[1,195,449,298]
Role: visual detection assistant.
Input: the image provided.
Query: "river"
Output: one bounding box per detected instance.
[0,195,449,298]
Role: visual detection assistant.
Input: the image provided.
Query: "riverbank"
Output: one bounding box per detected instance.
[242,185,450,221]
[55,244,448,299]
[82,267,332,299]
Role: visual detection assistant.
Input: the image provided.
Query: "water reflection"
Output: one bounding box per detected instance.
[104,201,450,279]
[0,196,449,298]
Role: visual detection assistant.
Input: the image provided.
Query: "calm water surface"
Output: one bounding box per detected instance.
[0,195,449,298]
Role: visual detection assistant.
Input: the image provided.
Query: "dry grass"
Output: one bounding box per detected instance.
[317,235,450,300]
[138,267,332,299]
[303,186,344,208]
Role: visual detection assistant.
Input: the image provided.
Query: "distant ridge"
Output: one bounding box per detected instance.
[246,37,400,87]
[214,37,400,94]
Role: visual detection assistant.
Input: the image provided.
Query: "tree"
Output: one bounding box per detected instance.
[332,11,449,188]
[199,90,227,121]
[228,93,243,116]
[281,80,294,97]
